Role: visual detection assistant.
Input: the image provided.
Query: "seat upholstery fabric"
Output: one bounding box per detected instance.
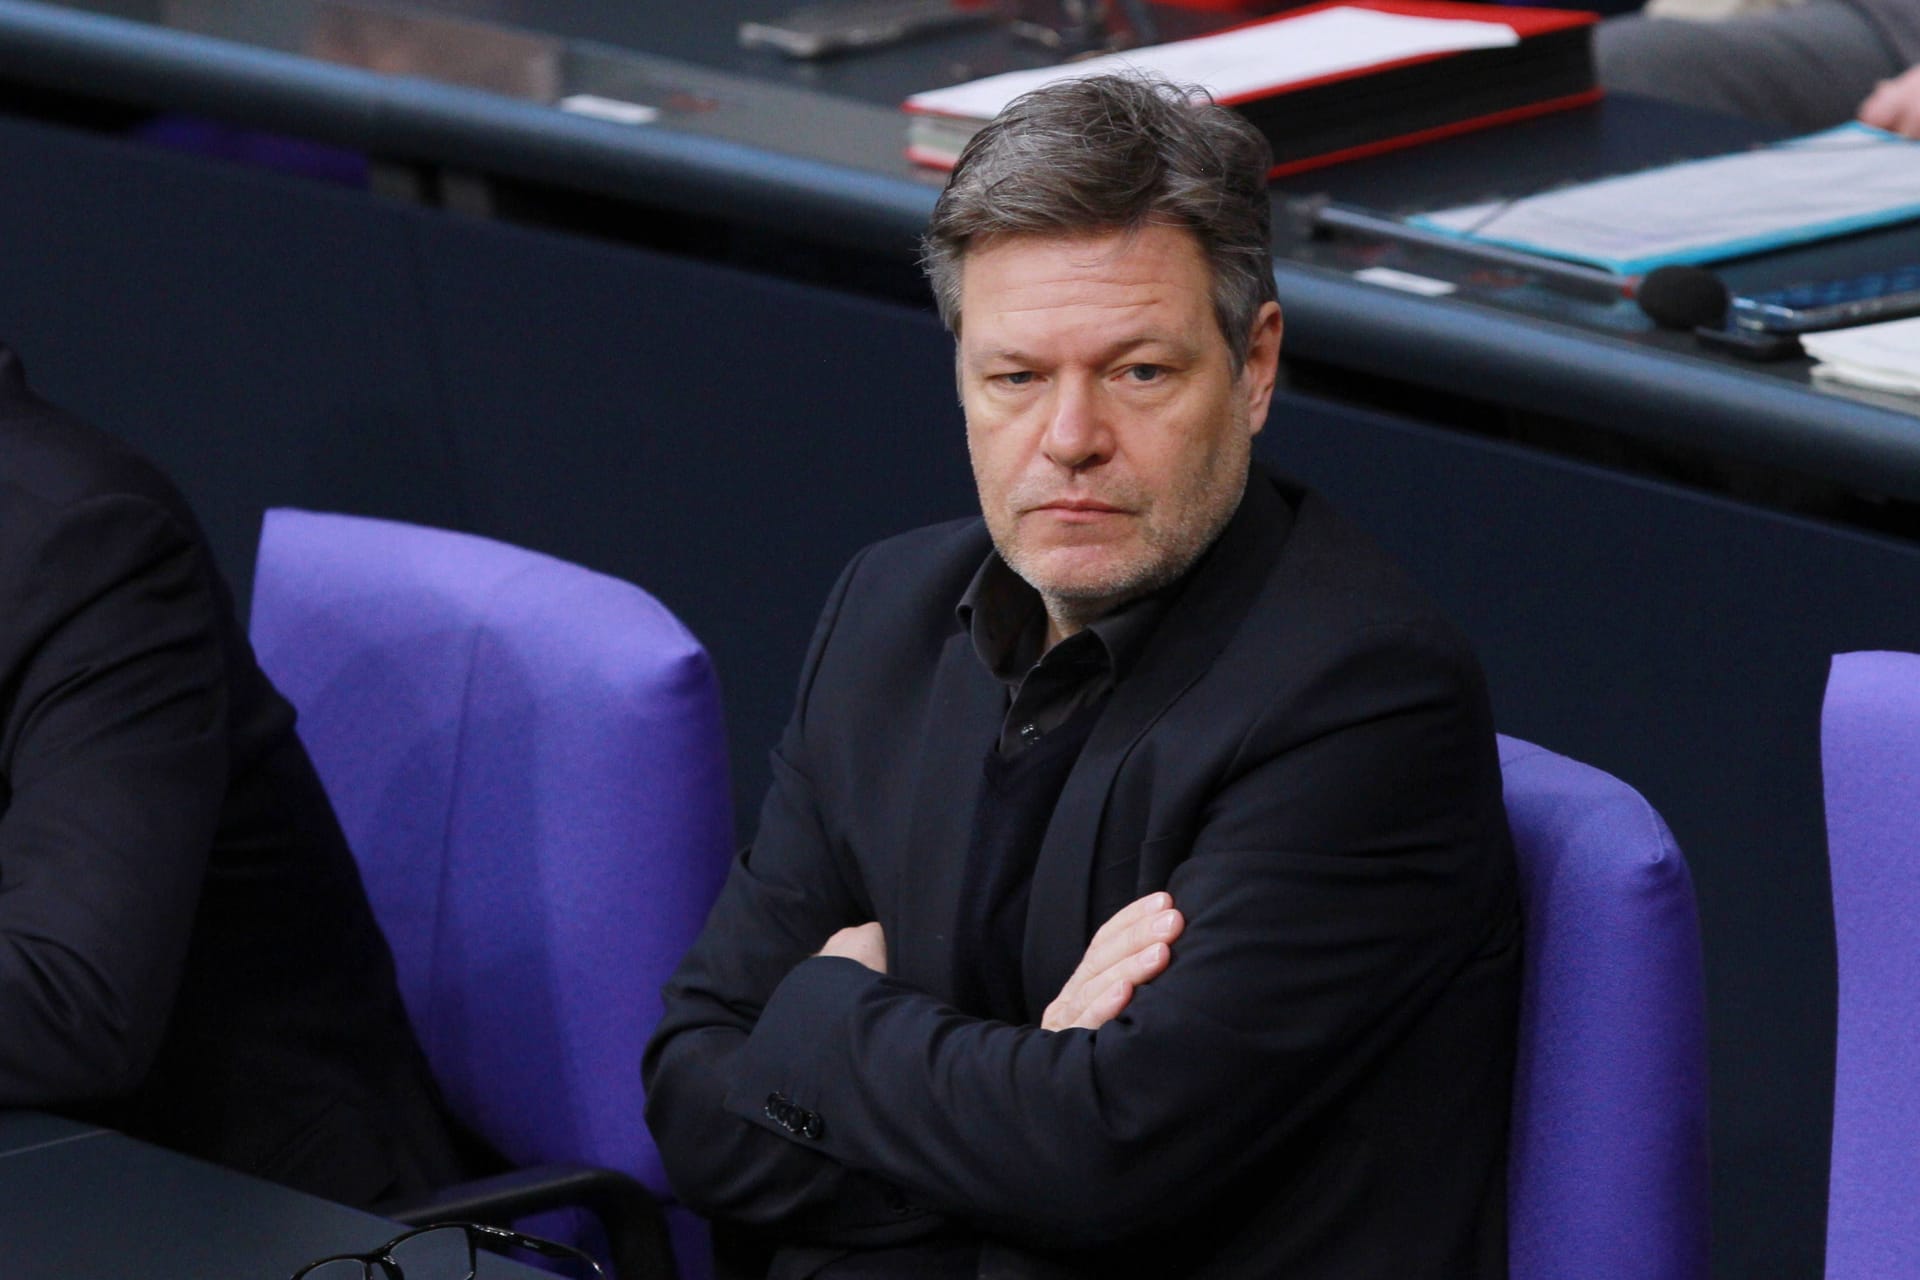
[1821,651,1920,1280]
[1499,735,1710,1280]
[249,509,733,1210]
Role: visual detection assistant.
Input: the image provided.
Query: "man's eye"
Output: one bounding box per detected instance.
[1125,364,1165,383]
[996,371,1035,386]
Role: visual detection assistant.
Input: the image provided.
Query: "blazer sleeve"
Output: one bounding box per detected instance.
[714,619,1514,1251]
[0,494,230,1104]
[642,547,951,1246]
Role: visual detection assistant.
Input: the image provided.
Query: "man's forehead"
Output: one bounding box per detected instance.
[962,225,1207,301]
[960,222,1201,269]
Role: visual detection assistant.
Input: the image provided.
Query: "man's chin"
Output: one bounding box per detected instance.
[1020,551,1159,611]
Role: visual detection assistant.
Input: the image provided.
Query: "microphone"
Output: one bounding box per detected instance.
[1634,264,1731,331]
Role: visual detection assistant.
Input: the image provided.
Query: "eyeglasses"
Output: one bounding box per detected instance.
[289,1222,608,1280]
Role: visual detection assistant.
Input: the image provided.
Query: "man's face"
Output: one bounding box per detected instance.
[957,223,1282,642]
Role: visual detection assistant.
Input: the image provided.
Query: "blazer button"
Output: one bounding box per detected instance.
[765,1093,791,1128]
[802,1112,824,1140]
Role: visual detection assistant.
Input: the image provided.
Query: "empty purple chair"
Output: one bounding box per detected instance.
[1499,735,1711,1280]
[1822,651,1920,1280]
[250,509,733,1278]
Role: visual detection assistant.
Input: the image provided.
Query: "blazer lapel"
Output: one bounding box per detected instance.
[1021,473,1295,1012]
[893,628,1004,1003]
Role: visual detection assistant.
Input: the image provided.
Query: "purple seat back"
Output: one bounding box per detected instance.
[1821,651,1920,1279]
[1499,735,1711,1280]
[249,509,733,1199]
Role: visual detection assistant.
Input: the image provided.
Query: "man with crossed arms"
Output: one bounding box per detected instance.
[645,74,1519,1280]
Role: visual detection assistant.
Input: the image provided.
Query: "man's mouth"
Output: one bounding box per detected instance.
[1031,499,1127,515]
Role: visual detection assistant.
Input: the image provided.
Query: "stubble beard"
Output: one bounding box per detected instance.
[984,420,1253,633]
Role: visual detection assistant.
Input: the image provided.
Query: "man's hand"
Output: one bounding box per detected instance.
[1041,892,1184,1032]
[1859,63,1920,137]
[819,921,888,973]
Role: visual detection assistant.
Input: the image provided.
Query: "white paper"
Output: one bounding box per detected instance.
[1811,362,1920,395]
[1803,314,1920,395]
[1415,125,1920,273]
[904,8,1517,120]
[1354,265,1457,295]
[559,94,660,125]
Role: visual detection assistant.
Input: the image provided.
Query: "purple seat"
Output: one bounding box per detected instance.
[250,509,733,1277]
[1499,735,1711,1280]
[1821,651,1920,1279]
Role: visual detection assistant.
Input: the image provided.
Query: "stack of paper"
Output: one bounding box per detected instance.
[907,8,1518,123]
[1414,124,1920,275]
[902,0,1599,177]
[1802,315,1920,396]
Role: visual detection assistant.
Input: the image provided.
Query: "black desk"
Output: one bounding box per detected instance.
[1,0,1918,505]
[0,1112,551,1279]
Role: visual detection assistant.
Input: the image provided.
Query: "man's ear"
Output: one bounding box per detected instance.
[1242,301,1284,437]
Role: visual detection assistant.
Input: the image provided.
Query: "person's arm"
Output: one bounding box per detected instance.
[716,621,1510,1251]
[1858,63,1920,136]
[819,890,1184,1034]
[643,548,954,1246]
[0,494,229,1103]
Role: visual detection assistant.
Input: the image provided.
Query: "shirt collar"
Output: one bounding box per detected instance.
[955,552,1174,691]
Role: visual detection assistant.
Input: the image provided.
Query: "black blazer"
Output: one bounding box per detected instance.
[0,347,470,1205]
[647,469,1520,1279]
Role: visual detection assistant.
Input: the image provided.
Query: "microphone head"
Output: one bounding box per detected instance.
[1637,265,1730,331]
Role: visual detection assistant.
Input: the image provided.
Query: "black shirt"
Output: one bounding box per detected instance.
[955,554,1171,758]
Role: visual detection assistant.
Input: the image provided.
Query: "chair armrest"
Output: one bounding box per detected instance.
[378,1163,675,1280]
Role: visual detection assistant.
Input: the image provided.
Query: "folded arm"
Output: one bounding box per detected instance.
[711,624,1509,1249]
[820,891,1184,1031]
[643,549,955,1245]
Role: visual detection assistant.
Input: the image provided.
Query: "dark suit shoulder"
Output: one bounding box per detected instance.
[819,515,992,646]
[1274,477,1451,621]
[1178,473,1497,784]
[1262,475,1462,638]
[0,358,239,733]
[844,515,991,598]
[0,355,206,543]
[0,462,212,721]
[780,517,995,776]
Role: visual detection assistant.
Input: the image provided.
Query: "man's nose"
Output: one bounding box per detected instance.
[1041,378,1114,471]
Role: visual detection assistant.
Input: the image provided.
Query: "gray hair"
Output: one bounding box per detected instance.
[921,73,1278,371]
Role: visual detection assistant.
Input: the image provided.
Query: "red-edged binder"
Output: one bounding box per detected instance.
[904,1,1601,179]
[1153,0,1294,9]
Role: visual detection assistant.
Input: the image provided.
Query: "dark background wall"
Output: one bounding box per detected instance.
[5,106,1918,1278]
[0,107,976,827]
